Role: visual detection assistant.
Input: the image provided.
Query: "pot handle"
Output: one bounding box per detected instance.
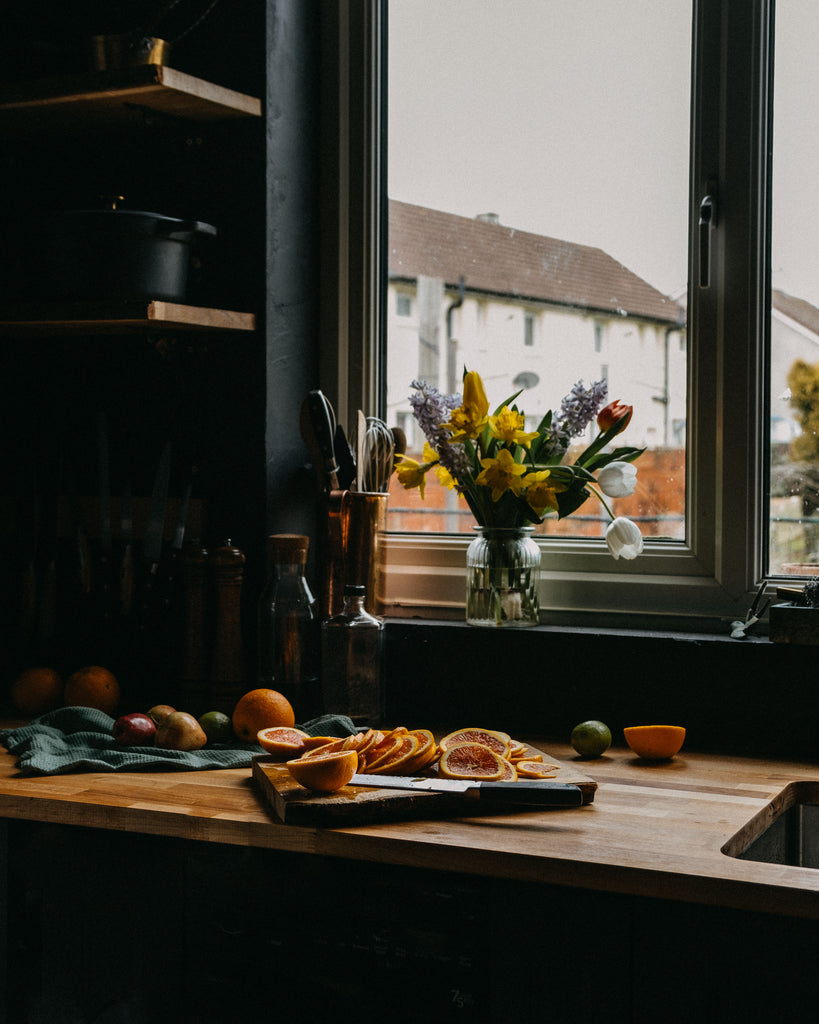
[168,220,218,240]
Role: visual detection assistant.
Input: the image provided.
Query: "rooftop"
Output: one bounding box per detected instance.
[388,199,685,326]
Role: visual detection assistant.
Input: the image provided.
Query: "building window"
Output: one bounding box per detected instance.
[524,312,535,347]
[326,0,772,626]
[396,293,412,316]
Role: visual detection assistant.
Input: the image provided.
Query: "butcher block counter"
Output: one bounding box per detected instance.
[1,729,819,920]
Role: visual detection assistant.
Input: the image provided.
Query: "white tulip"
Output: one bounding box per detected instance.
[606,517,643,560]
[597,461,638,498]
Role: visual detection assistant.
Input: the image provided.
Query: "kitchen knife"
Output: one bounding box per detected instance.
[302,390,339,491]
[350,774,583,807]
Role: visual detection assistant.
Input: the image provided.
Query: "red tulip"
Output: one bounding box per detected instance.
[597,400,633,434]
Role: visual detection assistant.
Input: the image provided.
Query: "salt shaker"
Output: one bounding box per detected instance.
[320,584,384,725]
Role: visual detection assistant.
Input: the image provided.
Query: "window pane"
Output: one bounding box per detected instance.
[386,0,691,540]
[769,0,819,576]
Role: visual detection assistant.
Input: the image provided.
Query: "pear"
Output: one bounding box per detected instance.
[155,711,207,751]
[147,704,176,727]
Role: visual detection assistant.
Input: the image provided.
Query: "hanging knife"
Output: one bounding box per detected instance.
[350,775,584,807]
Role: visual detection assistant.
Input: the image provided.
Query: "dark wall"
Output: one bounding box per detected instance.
[384,620,819,761]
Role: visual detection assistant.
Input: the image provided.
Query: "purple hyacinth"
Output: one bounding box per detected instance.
[408,379,470,477]
[554,378,608,439]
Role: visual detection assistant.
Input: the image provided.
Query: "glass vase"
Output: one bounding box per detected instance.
[465,526,541,626]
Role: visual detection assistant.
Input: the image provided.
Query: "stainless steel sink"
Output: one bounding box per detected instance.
[722,781,819,868]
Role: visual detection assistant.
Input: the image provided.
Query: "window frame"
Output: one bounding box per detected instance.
[322,0,773,628]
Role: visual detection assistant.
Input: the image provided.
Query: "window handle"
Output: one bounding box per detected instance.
[698,193,716,288]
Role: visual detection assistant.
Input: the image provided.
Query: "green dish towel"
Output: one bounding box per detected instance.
[0,706,358,776]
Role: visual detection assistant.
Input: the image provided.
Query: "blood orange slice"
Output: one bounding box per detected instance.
[439,728,512,758]
[302,734,342,751]
[515,760,559,779]
[438,742,507,781]
[367,734,420,774]
[257,726,310,758]
[401,729,438,773]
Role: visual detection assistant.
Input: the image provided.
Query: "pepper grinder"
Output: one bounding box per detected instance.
[210,538,246,713]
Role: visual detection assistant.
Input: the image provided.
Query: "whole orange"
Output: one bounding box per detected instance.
[232,688,295,742]
[10,667,63,717]
[64,665,120,716]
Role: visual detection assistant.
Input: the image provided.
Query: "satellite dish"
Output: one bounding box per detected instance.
[513,371,540,389]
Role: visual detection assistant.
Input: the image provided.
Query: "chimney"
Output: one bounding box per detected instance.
[475,212,500,225]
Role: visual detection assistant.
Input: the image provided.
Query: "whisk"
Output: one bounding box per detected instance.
[359,416,395,492]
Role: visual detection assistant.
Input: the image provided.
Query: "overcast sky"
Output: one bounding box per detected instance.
[388,0,819,309]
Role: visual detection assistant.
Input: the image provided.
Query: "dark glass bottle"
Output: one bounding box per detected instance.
[257,534,317,719]
[320,584,384,725]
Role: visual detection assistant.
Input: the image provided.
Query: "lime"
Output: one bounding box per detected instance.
[198,710,235,744]
[570,720,612,759]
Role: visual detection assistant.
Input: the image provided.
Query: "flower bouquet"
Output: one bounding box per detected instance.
[395,369,645,624]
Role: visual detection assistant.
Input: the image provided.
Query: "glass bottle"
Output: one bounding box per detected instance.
[257,534,317,719]
[320,584,384,725]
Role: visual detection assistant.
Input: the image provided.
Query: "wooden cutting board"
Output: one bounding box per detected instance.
[252,745,597,827]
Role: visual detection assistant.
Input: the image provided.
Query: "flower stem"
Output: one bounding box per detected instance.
[587,484,616,521]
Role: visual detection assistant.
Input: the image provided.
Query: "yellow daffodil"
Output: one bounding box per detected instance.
[522,469,564,516]
[488,405,540,447]
[446,370,490,442]
[395,453,432,499]
[475,447,527,501]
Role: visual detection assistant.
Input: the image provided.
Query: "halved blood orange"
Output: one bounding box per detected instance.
[515,760,559,778]
[286,750,358,792]
[257,726,310,758]
[624,725,686,760]
[438,742,508,781]
[439,728,512,758]
[367,734,420,774]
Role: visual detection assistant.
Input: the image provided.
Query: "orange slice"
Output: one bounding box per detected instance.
[257,726,310,758]
[438,742,508,781]
[496,758,518,781]
[400,729,438,773]
[439,728,512,758]
[515,760,559,778]
[302,734,342,751]
[511,751,542,764]
[286,750,358,792]
[367,734,420,774]
[624,725,686,760]
[299,737,350,759]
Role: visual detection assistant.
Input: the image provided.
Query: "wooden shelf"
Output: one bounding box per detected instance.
[0,64,262,128]
[0,300,256,335]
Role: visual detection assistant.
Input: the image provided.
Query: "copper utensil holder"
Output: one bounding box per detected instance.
[323,490,388,618]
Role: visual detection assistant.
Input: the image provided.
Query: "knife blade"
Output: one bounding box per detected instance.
[350,774,583,807]
[302,390,340,491]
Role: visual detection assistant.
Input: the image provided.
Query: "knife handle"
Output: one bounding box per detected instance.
[477,782,583,807]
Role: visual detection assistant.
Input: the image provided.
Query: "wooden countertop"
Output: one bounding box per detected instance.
[1,735,818,920]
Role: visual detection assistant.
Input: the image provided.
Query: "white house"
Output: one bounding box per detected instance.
[386,200,687,453]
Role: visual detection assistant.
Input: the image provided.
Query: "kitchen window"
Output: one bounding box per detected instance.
[322,0,772,627]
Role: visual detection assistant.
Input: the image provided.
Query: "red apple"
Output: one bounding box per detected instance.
[112,712,157,747]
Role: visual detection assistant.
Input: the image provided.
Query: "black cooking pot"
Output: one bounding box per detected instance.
[41,207,218,303]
